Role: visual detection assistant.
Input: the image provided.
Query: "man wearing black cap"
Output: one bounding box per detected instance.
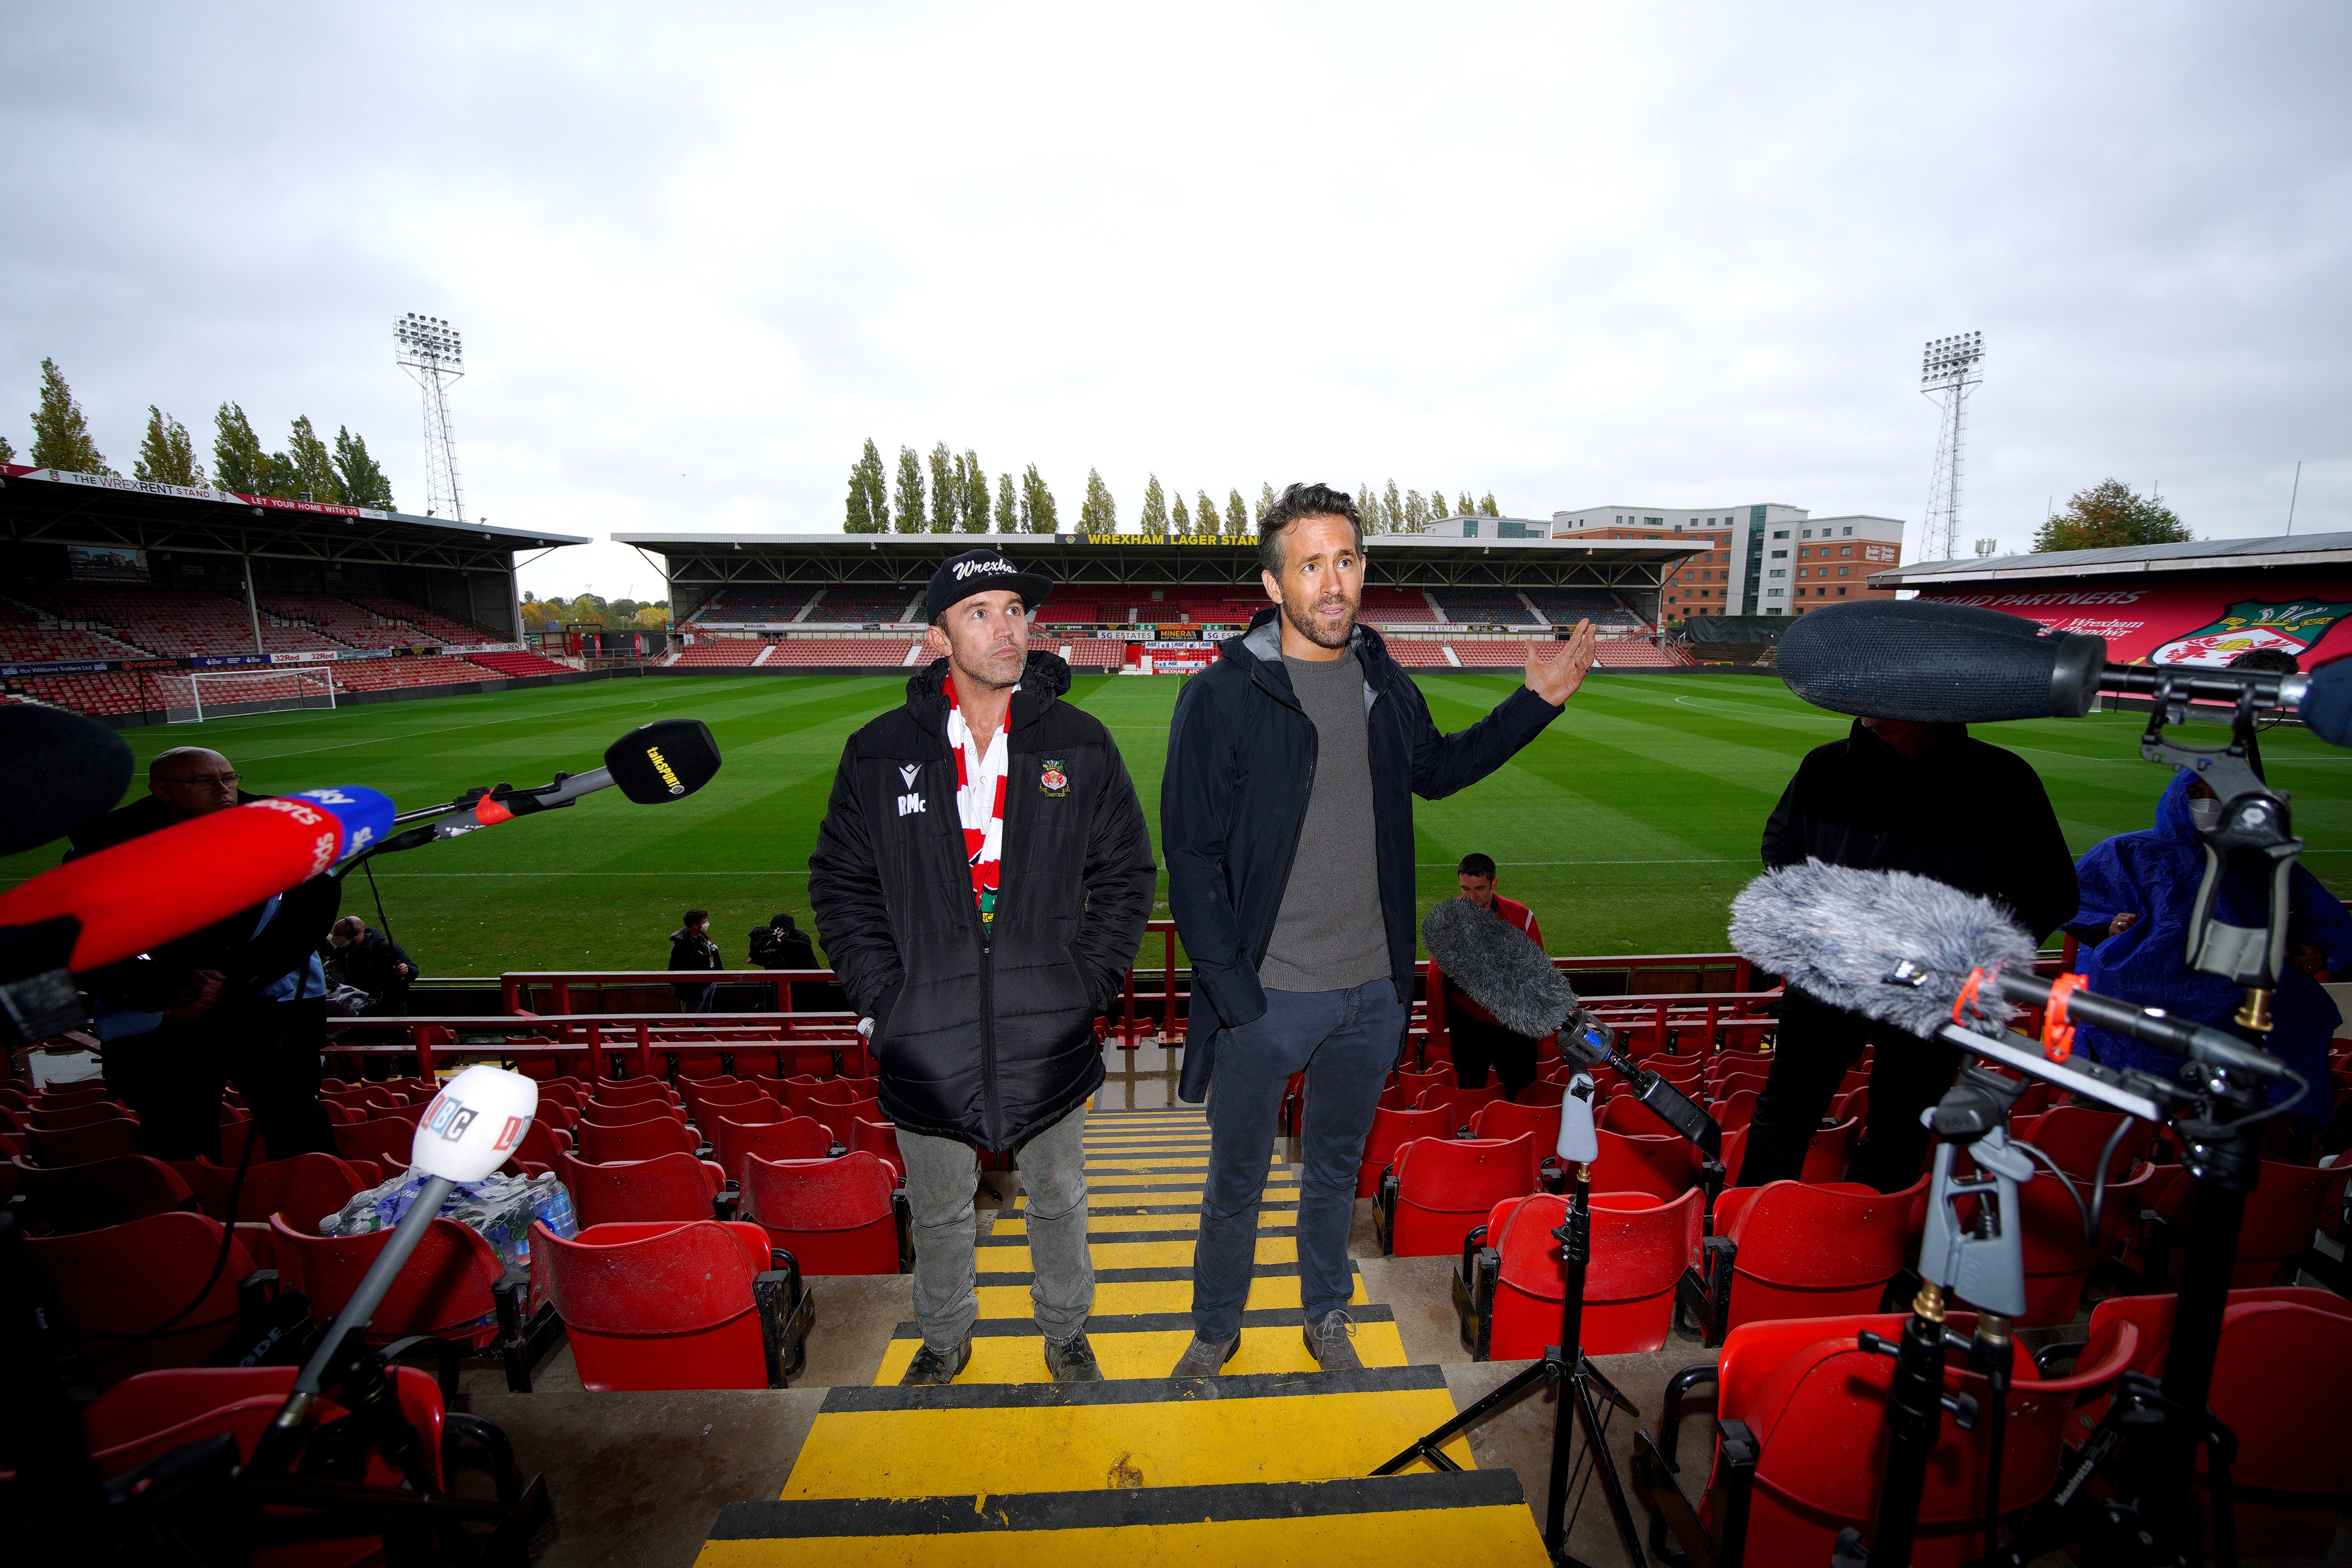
[810,548,1156,1385]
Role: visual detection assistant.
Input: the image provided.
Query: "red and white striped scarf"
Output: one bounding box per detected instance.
[944,673,1009,924]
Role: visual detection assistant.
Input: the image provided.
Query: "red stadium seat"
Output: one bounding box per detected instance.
[1640,1310,2140,1568]
[2014,1160,2158,1327]
[511,1118,572,1173]
[1459,1187,1702,1358]
[26,1212,283,1386]
[14,1154,193,1234]
[330,1118,414,1174]
[28,1099,136,1131]
[1378,1134,1541,1258]
[741,1151,908,1274]
[193,1152,373,1230]
[531,1219,811,1390]
[715,1116,833,1187]
[1589,1127,1702,1203]
[1676,1178,1927,1346]
[1801,1116,1860,1186]
[1469,1097,1563,1152]
[579,1098,688,1128]
[1356,1105,1448,1198]
[2129,1159,2337,1289]
[806,1090,880,1148]
[575,1116,700,1165]
[1391,1066,1448,1106]
[556,1150,728,1227]
[270,1211,557,1395]
[591,1078,679,1105]
[1708,1088,1759,1134]
[771,1074,827,1118]
[2013,1105,2152,1182]
[1412,1084,1505,1136]
[849,1118,905,1182]
[25,1116,144,1166]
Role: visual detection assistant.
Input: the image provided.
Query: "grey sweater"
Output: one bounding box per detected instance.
[1258,650,1391,993]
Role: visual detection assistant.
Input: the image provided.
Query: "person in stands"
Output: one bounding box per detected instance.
[1427,853,1548,1098]
[810,547,1155,1386]
[669,909,722,1012]
[70,746,338,1160]
[327,914,416,1016]
[1741,715,2078,1192]
[749,912,818,970]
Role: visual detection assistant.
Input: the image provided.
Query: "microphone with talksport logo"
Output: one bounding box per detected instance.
[336,718,725,867]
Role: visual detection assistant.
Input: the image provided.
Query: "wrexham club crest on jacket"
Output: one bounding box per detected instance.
[2150,598,2352,668]
[1039,759,1069,796]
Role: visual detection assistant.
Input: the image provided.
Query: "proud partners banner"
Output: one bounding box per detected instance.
[1922,578,2352,668]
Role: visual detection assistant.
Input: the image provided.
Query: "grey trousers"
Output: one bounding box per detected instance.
[897,1098,1094,1354]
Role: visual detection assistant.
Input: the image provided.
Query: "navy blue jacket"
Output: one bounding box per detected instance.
[1164,610,1565,1101]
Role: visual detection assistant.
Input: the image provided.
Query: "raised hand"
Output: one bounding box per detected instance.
[1524,619,1597,707]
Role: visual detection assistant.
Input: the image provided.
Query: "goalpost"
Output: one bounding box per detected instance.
[169,666,338,723]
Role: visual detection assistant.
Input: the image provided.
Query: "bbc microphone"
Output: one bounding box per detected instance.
[0,705,135,857]
[1775,599,2332,733]
[0,787,393,973]
[1727,860,2288,1081]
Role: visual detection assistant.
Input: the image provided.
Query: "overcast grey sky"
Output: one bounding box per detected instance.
[4,3,2345,601]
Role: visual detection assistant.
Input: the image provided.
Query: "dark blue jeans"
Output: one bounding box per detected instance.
[1191,978,1407,1342]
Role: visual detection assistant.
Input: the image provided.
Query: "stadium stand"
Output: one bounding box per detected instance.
[757,637,923,666]
[1446,638,1537,667]
[341,592,497,643]
[1357,586,1438,624]
[670,640,766,666]
[16,583,346,656]
[1429,589,1543,626]
[780,589,918,624]
[1524,588,1646,630]
[1386,640,1453,667]
[1594,639,1681,668]
[326,655,511,693]
[467,647,572,677]
[1054,639,1127,668]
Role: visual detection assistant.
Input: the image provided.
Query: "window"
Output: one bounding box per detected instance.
[1836,587,1848,595]
[1837,566,1849,576]
[1840,546,1851,556]
[1766,588,1784,598]
[1842,527,1854,536]
[1772,530,1789,540]
[1769,549,1787,559]
[1645,517,1663,526]
[1768,569,1786,578]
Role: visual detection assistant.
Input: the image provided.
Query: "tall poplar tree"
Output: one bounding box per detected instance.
[844,438,888,532]
[1258,482,1276,519]
[1357,481,1383,534]
[1479,493,1499,516]
[1197,490,1219,536]
[0,435,14,464]
[29,359,111,473]
[958,450,989,533]
[287,416,338,501]
[1079,469,1117,532]
[1138,473,1168,532]
[1404,490,1429,531]
[213,402,271,495]
[995,473,1019,532]
[893,445,925,534]
[927,442,956,533]
[1171,493,1191,531]
[1021,464,1058,532]
[333,426,394,509]
[1458,491,1476,517]
[1225,489,1248,534]
[134,406,203,486]
[1384,479,1403,533]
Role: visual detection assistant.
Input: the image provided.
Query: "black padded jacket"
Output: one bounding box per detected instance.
[807,651,1156,1150]
[1163,611,1565,1103]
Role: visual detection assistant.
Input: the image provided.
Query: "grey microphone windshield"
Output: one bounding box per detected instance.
[1727,860,2039,1035]
[1777,600,2107,725]
[1421,895,1582,1038]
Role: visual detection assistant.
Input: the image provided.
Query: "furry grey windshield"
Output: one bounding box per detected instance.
[1421,896,1585,1039]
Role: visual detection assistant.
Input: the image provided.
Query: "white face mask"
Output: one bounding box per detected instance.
[2186,796,2224,833]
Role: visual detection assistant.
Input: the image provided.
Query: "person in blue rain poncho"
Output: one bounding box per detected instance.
[2066,767,2352,1123]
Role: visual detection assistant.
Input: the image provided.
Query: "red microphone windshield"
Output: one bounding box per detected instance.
[0,797,352,972]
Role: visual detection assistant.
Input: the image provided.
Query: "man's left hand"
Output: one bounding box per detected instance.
[1524,619,1598,707]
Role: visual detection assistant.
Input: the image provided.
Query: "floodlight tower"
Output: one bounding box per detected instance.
[1919,330,1983,565]
[395,313,466,522]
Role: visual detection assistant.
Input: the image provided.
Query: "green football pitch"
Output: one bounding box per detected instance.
[5,671,2346,978]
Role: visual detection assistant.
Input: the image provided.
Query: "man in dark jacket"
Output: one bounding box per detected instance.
[327,915,416,1015]
[1740,715,2079,1191]
[1162,484,1597,1377]
[669,909,722,1012]
[70,746,339,1160]
[810,548,1155,1386]
[749,913,818,970]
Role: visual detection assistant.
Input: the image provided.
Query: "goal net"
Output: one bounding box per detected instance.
[168,666,338,723]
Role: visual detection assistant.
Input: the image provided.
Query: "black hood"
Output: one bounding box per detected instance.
[904,648,1073,730]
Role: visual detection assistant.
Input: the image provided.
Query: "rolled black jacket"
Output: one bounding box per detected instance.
[1164,611,1565,1102]
[1761,718,2078,940]
[808,651,1156,1149]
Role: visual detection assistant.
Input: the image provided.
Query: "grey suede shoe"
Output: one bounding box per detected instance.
[1044,1331,1104,1383]
[899,1337,972,1386]
[1170,1333,1240,1378]
[1304,1310,1363,1372]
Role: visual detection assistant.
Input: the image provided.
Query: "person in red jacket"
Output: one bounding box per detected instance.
[1428,853,1547,1096]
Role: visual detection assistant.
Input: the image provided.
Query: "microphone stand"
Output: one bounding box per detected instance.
[1374,1162,1650,1567]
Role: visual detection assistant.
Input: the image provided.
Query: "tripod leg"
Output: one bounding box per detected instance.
[1571,1363,1649,1568]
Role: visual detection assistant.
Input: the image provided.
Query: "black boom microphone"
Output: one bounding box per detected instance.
[0,705,135,856]
[362,718,723,857]
[1775,598,2338,733]
[1421,897,1721,1156]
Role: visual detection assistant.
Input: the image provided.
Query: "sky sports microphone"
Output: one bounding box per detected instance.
[1421,896,1722,1157]
[0,704,135,857]
[0,787,393,973]
[1775,598,2336,733]
[1727,860,2288,1082]
[369,718,723,855]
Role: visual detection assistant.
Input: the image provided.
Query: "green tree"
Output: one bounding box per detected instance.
[1479,493,1499,516]
[1258,482,1276,520]
[1404,489,1429,531]
[1139,473,1168,531]
[30,358,111,473]
[568,593,609,625]
[1384,479,1403,533]
[284,416,338,502]
[1225,489,1248,534]
[1021,464,1058,532]
[1458,491,1476,517]
[995,472,1018,533]
[1357,481,1383,534]
[1080,468,1117,532]
[333,426,394,509]
[212,402,271,494]
[134,405,203,486]
[0,434,14,463]
[958,450,989,533]
[893,445,925,534]
[632,605,669,629]
[2032,479,2191,552]
[1171,492,1192,531]
[927,442,956,533]
[1197,490,1219,536]
[1428,484,1449,520]
[844,438,888,533]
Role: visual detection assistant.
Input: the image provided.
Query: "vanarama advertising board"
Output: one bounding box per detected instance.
[1920,578,2352,668]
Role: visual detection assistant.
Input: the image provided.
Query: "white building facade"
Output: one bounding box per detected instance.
[1547,505,1905,616]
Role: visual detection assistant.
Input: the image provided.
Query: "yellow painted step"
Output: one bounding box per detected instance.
[873,1315,1409,1384]
[785,1365,1469,1497]
[974,1236,1295,1272]
[976,1270,1364,1318]
[701,1472,1549,1568]
[990,1209,1294,1237]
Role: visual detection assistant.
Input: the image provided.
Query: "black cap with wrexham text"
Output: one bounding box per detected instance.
[924,548,1054,624]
